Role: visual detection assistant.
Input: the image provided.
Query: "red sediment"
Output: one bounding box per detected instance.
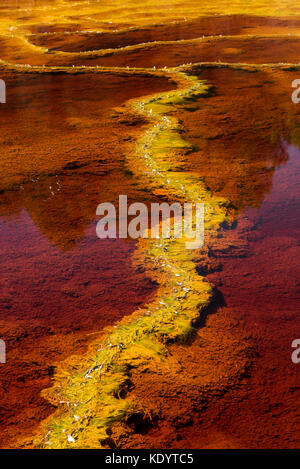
[3,36,300,68]
[0,71,174,448]
[28,16,300,52]
[0,214,157,447]
[1,8,300,449]
[3,14,300,69]
[107,67,300,449]
[0,71,174,190]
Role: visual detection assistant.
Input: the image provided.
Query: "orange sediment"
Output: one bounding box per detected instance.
[0,0,299,449]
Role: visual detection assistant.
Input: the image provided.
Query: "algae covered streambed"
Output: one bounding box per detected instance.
[0,0,299,449]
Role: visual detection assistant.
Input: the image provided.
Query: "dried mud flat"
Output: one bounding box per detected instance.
[0,0,299,449]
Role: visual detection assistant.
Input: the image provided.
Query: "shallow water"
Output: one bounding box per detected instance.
[0,71,173,445]
[201,139,300,448]
[0,0,299,449]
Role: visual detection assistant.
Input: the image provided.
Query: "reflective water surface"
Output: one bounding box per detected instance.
[0,0,299,449]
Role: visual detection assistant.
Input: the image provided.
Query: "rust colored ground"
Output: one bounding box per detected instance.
[0,2,299,449]
[0,71,173,447]
[109,68,300,449]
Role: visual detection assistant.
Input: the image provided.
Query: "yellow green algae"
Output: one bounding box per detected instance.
[35,69,230,449]
[2,0,297,451]
[1,55,299,450]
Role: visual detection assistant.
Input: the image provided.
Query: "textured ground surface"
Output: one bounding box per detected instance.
[0,0,299,449]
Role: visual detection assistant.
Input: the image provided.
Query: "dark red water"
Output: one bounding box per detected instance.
[0,176,157,446]
[203,139,300,448]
